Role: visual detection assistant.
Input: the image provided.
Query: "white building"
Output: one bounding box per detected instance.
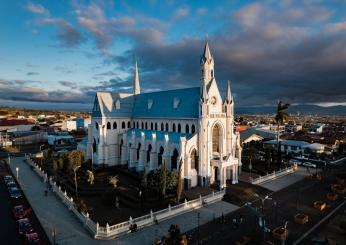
[88,41,242,189]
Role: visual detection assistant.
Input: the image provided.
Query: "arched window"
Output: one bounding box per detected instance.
[122,122,125,129]
[113,122,117,129]
[107,122,111,129]
[136,122,139,128]
[150,122,153,130]
[186,124,190,134]
[141,122,144,129]
[144,122,147,129]
[212,124,221,154]
[191,124,196,134]
[191,149,198,171]
[178,124,181,133]
[211,69,214,77]
[161,123,164,131]
[165,123,169,131]
[155,123,157,130]
[95,122,99,130]
[173,123,176,132]
[133,122,135,128]
[171,149,179,170]
[147,144,152,163]
[127,121,131,128]
[137,143,141,160]
[158,146,164,166]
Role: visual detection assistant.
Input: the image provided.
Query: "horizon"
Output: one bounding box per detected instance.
[1,0,346,110]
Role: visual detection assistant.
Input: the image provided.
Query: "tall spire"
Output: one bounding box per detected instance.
[225,80,232,103]
[201,38,212,64]
[133,59,140,95]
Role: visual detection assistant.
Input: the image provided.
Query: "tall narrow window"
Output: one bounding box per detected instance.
[113,122,117,129]
[173,123,176,132]
[122,122,125,129]
[186,124,190,134]
[191,124,196,134]
[178,124,181,133]
[107,122,111,129]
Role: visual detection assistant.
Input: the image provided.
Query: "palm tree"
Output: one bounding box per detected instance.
[275,101,290,166]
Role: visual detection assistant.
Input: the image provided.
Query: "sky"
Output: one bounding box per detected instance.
[1,0,346,111]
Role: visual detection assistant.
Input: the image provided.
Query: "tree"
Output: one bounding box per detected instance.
[109,176,119,188]
[275,101,290,166]
[176,159,183,203]
[66,150,84,173]
[86,170,94,185]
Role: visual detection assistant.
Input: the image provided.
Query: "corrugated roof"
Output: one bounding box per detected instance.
[93,87,200,119]
[126,128,193,144]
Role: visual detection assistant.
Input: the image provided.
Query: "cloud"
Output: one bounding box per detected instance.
[26,72,39,76]
[59,81,77,89]
[0,79,89,103]
[324,21,346,33]
[25,2,49,15]
[172,7,190,20]
[37,18,84,47]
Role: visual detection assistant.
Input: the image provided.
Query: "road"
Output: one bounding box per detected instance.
[0,156,50,245]
[186,159,346,244]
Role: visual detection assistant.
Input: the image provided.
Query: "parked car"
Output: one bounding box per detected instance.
[24,232,41,245]
[289,159,301,165]
[18,218,34,235]
[9,187,22,199]
[7,181,17,190]
[3,175,14,184]
[302,162,317,168]
[13,205,31,219]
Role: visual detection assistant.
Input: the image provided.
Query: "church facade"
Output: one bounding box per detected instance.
[87,41,242,189]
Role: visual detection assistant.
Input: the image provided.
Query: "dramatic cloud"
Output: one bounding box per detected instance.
[59,81,77,89]
[0,79,89,103]
[37,18,84,47]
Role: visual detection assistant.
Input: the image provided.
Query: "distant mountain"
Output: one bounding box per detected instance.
[236,105,346,115]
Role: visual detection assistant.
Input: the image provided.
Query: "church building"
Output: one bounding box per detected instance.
[87,41,242,189]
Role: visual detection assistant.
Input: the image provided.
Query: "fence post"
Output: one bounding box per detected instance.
[212,191,214,197]
[184,199,187,207]
[106,223,109,235]
[199,194,202,204]
[150,210,153,219]
[168,204,171,212]
[129,216,133,225]
[95,222,99,237]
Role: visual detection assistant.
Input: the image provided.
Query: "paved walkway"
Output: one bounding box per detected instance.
[259,167,312,191]
[10,157,238,244]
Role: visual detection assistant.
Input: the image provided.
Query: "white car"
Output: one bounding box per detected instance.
[302,162,317,168]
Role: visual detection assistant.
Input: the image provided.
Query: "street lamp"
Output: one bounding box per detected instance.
[254,193,272,214]
[74,165,81,199]
[16,167,19,179]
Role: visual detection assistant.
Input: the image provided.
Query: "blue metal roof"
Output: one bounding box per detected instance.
[132,87,200,119]
[93,87,200,119]
[126,128,193,144]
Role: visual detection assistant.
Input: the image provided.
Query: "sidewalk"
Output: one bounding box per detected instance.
[10,157,238,244]
[259,166,312,191]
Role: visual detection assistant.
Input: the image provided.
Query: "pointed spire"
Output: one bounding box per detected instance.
[203,38,212,61]
[226,80,232,103]
[133,59,140,95]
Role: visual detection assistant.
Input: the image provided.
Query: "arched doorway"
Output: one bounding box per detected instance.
[171,149,179,170]
[212,124,222,155]
[158,146,164,166]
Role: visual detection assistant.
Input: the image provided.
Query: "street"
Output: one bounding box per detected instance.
[0,156,50,245]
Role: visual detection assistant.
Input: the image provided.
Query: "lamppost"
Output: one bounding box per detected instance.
[89,144,94,173]
[16,167,19,179]
[8,153,11,165]
[197,212,200,245]
[254,193,272,214]
[74,165,81,199]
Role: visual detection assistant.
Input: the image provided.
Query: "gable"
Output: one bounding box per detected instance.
[91,95,102,118]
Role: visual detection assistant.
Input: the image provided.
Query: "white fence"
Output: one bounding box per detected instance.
[251,166,297,185]
[24,155,225,239]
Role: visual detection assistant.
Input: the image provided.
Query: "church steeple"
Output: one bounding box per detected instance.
[200,38,215,86]
[133,60,140,95]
